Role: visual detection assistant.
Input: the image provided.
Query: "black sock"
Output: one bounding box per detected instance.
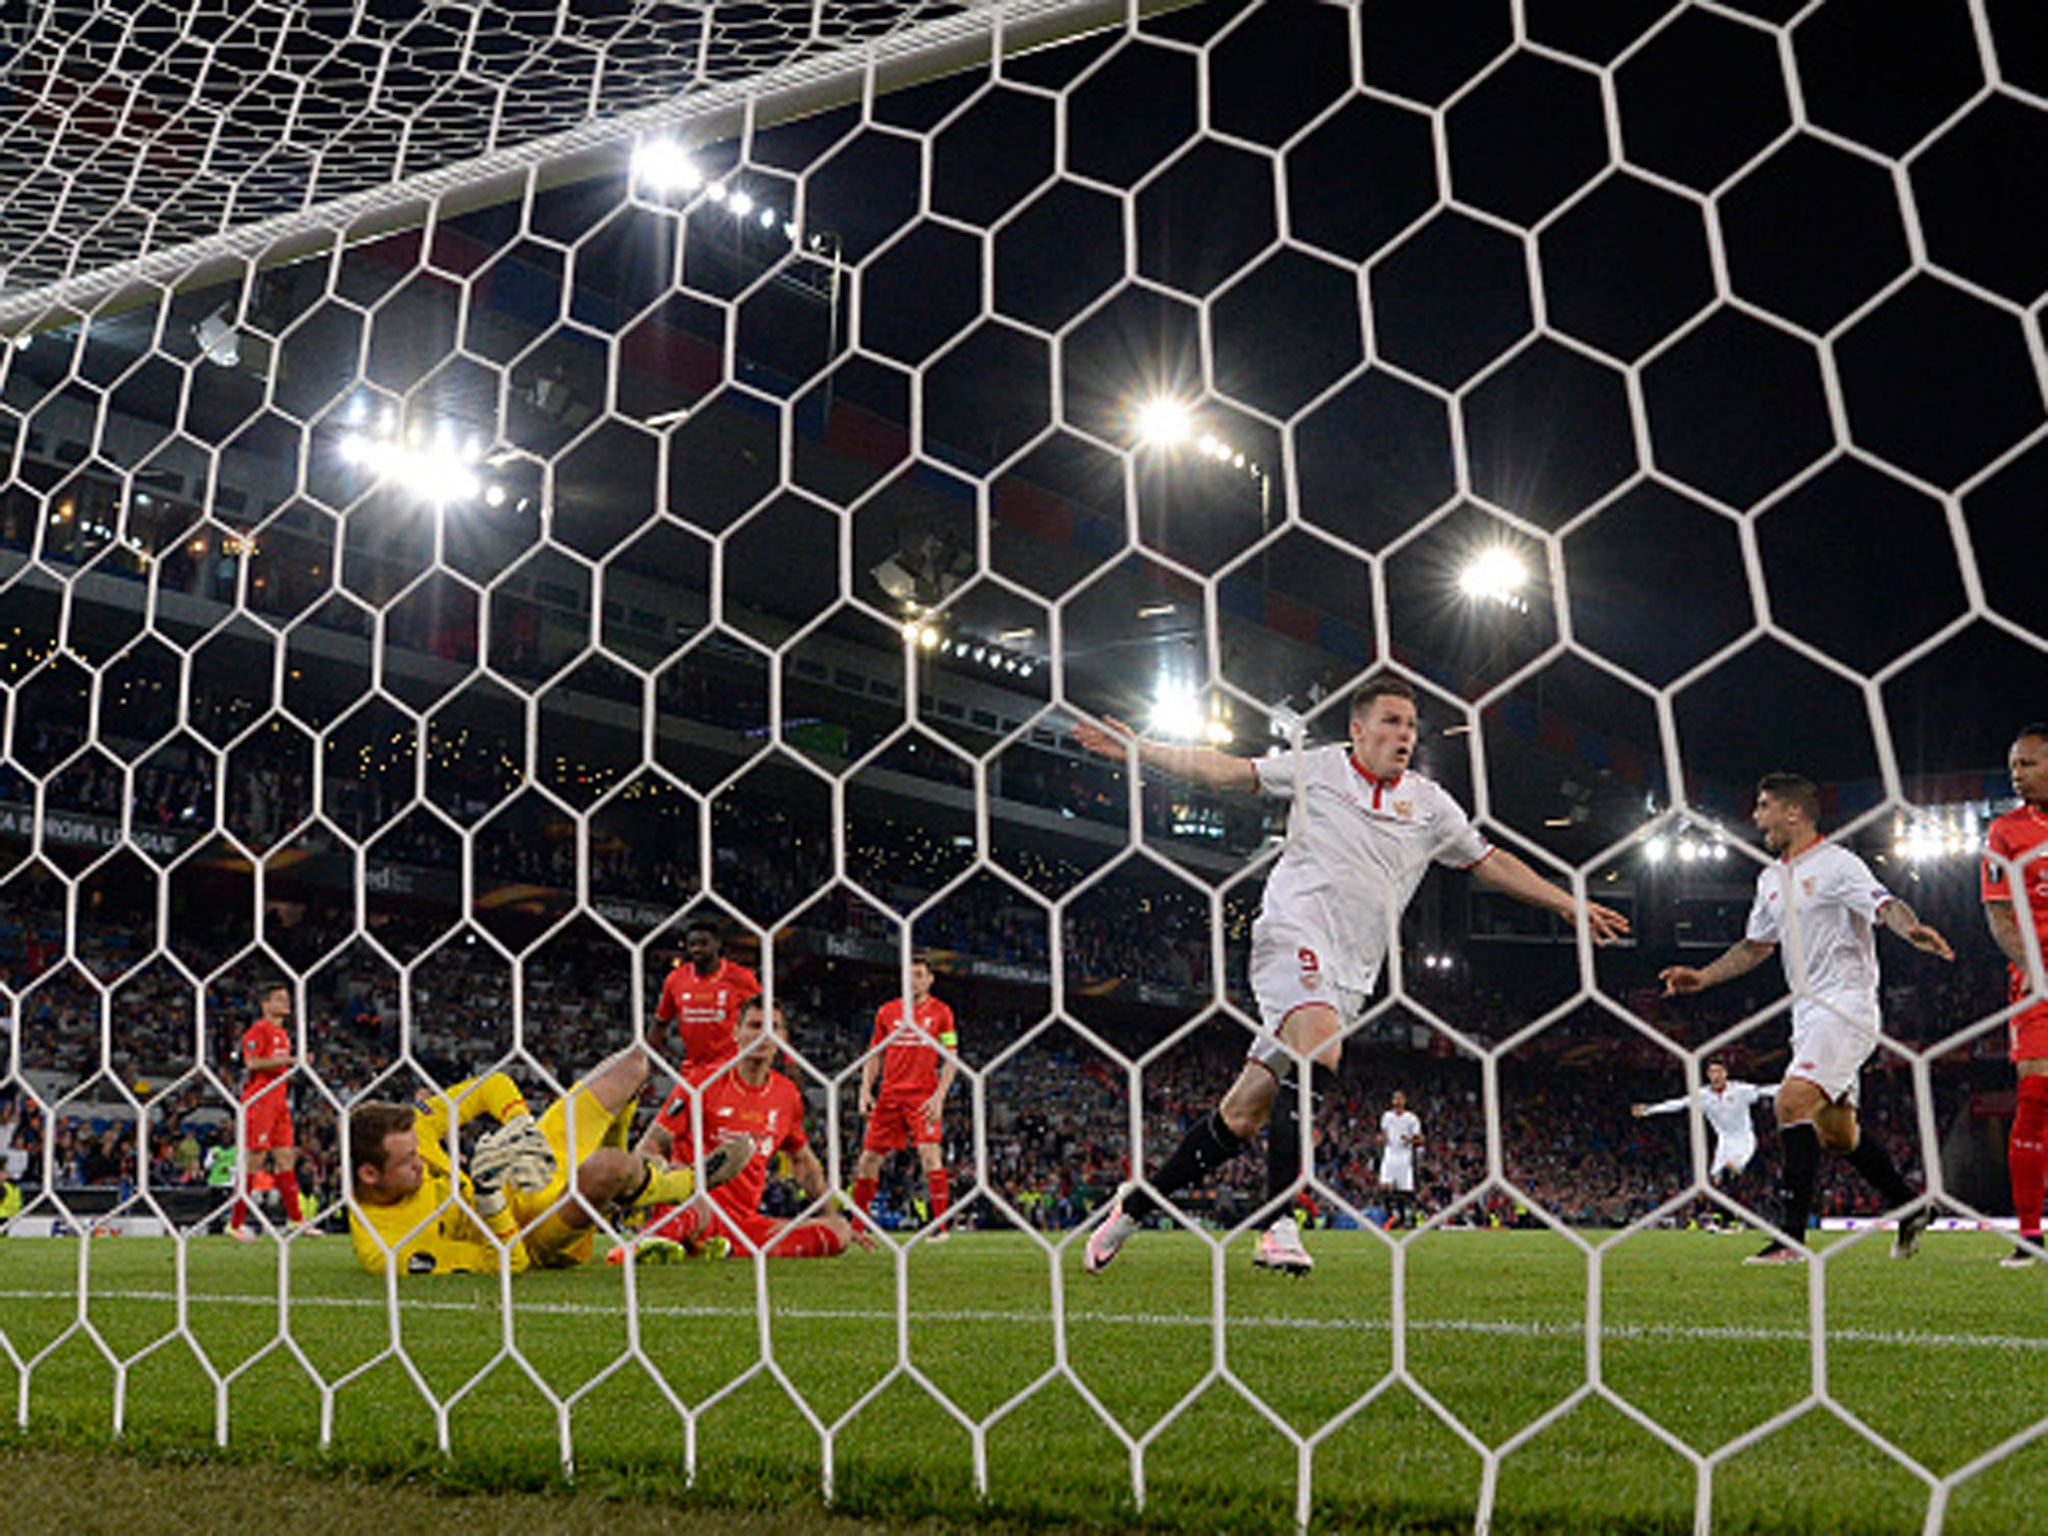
[1844,1136,1915,1210]
[1124,1109,1245,1222]
[1265,1079,1302,1220]
[1262,1064,1338,1223]
[1778,1122,1821,1246]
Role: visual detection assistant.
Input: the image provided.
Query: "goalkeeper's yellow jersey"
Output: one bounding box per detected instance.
[350,1074,532,1277]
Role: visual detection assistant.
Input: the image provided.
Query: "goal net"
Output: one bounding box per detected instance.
[3,0,2046,1530]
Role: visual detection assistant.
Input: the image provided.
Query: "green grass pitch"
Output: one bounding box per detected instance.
[3,1226,2045,1533]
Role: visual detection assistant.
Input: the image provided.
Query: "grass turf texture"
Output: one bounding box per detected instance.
[2,1228,2044,1534]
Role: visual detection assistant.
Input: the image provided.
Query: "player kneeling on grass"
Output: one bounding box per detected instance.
[347,1046,749,1276]
[610,998,868,1264]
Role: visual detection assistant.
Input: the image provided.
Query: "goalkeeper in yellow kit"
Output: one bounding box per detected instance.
[346,1045,749,1276]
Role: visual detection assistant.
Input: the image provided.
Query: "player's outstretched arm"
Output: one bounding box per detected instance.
[1072,715,1259,792]
[1660,938,1773,996]
[1880,897,1954,961]
[1470,848,1630,943]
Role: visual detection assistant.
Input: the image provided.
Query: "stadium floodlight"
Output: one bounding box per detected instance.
[632,138,702,194]
[1131,395,1194,449]
[1148,684,1206,742]
[194,305,241,367]
[339,423,485,506]
[1458,546,1528,605]
[730,189,755,216]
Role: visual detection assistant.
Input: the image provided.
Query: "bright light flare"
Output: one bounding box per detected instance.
[1148,685,1206,742]
[1131,396,1194,449]
[633,138,703,194]
[1458,547,1529,605]
[340,429,484,505]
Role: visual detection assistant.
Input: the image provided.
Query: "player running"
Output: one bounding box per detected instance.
[1632,1061,1775,1183]
[1983,723,2048,1267]
[1077,675,1628,1277]
[612,997,865,1263]
[346,1046,748,1276]
[1660,773,1951,1265]
[851,955,959,1236]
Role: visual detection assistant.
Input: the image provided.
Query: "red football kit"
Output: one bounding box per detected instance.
[655,958,761,1068]
[239,1018,293,1150]
[862,995,957,1154]
[645,1063,809,1253]
[1983,804,2048,1062]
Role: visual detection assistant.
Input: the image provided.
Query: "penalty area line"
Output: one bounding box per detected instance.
[1,1289,2044,1355]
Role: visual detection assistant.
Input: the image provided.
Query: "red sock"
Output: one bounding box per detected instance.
[276,1168,305,1224]
[927,1167,949,1220]
[2011,1075,2048,1241]
[775,1223,845,1259]
[851,1177,878,1213]
[228,1197,248,1232]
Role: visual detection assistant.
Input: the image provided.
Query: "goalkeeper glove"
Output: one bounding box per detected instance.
[472,1113,559,1206]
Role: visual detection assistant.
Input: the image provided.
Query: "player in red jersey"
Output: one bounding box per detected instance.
[1984,723,2048,1268]
[655,917,761,1070]
[851,955,959,1235]
[228,981,306,1240]
[612,997,863,1262]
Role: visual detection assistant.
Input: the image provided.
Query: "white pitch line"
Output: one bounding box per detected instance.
[3,1289,2044,1354]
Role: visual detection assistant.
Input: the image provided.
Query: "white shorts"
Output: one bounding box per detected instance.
[1245,928,1368,1069]
[1782,1013,1877,1106]
[1379,1154,1415,1191]
[1709,1135,1758,1179]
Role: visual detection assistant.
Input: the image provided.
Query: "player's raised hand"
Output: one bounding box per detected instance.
[1905,922,1955,962]
[1659,965,1705,996]
[1583,900,1630,945]
[1073,715,1136,761]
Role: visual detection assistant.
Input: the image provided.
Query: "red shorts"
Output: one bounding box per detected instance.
[243,1085,293,1151]
[2010,980,2048,1064]
[863,1092,940,1155]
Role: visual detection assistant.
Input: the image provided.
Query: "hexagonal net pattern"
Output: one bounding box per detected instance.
[3,1,2048,1531]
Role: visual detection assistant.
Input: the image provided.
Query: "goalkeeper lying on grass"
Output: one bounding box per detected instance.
[346,1046,749,1276]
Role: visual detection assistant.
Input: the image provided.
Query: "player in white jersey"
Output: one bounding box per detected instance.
[1378,1090,1424,1227]
[1076,675,1629,1276]
[1659,773,1953,1264]
[1632,1061,1773,1182]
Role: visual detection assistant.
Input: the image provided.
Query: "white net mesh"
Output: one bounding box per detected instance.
[4,0,2048,1529]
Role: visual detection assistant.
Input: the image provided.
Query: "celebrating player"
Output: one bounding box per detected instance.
[346,1045,748,1276]
[612,997,865,1262]
[1077,675,1629,1276]
[656,917,762,1070]
[227,981,306,1240]
[1659,773,1951,1265]
[1632,1060,1775,1184]
[1983,722,2048,1268]
[851,955,959,1235]
[1378,1090,1424,1229]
